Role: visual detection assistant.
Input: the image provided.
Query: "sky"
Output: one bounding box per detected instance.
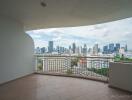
[26,17,132,50]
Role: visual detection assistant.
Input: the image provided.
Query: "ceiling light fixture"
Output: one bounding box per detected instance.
[40,0,47,7]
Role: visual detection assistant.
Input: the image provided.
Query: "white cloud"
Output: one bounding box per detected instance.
[29,34,41,39]
[34,40,48,48]
[26,17,132,50]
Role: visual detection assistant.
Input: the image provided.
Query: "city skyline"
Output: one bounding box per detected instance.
[35,41,127,55]
[27,17,132,50]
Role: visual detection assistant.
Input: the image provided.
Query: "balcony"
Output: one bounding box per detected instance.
[1,1,132,100]
[0,54,132,100]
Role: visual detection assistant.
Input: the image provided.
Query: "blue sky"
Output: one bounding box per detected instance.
[27,17,132,50]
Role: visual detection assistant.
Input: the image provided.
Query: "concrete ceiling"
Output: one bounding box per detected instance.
[0,0,132,30]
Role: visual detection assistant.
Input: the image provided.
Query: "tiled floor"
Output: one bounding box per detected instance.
[0,74,131,100]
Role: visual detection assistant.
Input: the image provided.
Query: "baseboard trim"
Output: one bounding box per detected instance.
[0,73,34,86]
[109,85,132,94]
[35,72,108,83]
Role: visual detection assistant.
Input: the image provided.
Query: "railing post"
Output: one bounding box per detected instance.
[107,58,109,82]
[35,55,38,72]
[42,59,45,72]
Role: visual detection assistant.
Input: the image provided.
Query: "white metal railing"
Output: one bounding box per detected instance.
[35,55,114,82]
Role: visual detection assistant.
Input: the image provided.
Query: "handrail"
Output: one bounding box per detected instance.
[35,54,111,82]
[34,54,114,59]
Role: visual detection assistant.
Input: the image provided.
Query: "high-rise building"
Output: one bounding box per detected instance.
[119,47,125,55]
[103,45,108,54]
[68,45,72,54]
[35,47,41,54]
[80,46,83,54]
[69,45,71,50]
[72,43,76,54]
[109,43,114,53]
[43,57,71,72]
[93,44,98,55]
[125,44,127,52]
[75,46,81,55]
[57,46,60,53]
[41,47,46,54]
[116,43,120,49]
[60,47,65,53]
[48,41,53,53]
[83,44,87,56]
[115,43,120,53]
[88,48,92,54]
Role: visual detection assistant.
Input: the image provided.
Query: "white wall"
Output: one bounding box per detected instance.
[109,62,132,92]
[0,15,35,84]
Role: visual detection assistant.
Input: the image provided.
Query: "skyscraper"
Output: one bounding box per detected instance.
[115,43,120,53]
[57,46,60,53]
[41,47,46,54]
[76,46,80,55]
[83,44,87,56]
[48,41,53,53]
[69,45,71,50]
[125,44,127,52]
[109,43,114,53]
[103,45,108,54]
[72,43,76,54]
[93,44,98,55]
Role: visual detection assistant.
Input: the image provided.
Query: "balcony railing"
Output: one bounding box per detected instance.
[35,55,113,82]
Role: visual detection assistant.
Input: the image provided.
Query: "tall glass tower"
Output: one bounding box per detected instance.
[48,41,53,53]
[72,43,76,54]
